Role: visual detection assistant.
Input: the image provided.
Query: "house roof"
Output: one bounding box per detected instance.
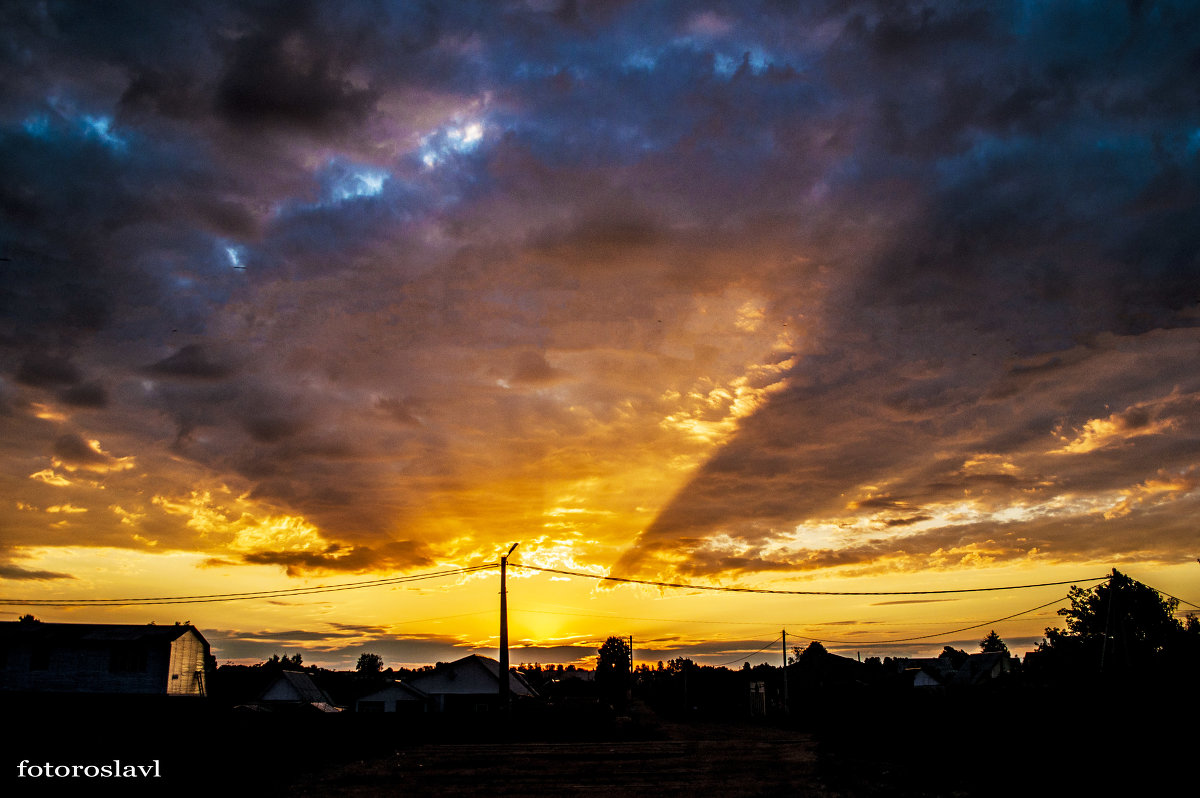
[357,681,428,703]
[259,670,337,706]
[0,621,208,648]
[405,654,538,698]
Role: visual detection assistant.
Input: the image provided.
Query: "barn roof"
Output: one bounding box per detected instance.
[0,621,207,647]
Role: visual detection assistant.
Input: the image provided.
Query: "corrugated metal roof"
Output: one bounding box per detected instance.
[259,670,336,705]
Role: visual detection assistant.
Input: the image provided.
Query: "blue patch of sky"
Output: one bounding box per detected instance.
[270,159,397,218]
[330,167,390,201]
[21,113,51,137]
[616,39,785,81]
[622,50,658,72]
[223,244,246,270]
[81,115,126,151]
[712,49,772,78]
[419,120,486,168]
[1187,128,1200,157]
[514,61,587,81]
[17,100,128,151]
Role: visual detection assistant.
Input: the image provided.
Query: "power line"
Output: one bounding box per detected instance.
[509,563,1108,595]
[1153,588,1200,612]
[515,606,785,627]
[0,564,495,607]
[0,561,1114,608]
[712,634,784,668]
[787,594,1071,646]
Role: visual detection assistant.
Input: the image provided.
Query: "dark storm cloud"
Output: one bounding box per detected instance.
[239,539,433,576]
[15,354,81,387]
[0,562,74,581]
[618,1,1200,575]
[213,7,377,135]
[58,381,108,408]
[51,432,118,470]
[2,0,1198,583]
[145,345,235,380]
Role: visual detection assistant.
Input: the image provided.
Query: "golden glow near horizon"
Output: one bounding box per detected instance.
[6,366,1199,669]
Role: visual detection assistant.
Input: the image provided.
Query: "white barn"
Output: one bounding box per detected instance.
[0,621,212,696]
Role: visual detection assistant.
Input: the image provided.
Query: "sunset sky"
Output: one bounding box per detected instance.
[2,1,1198,669]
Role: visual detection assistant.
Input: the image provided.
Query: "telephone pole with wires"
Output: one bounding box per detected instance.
[781,629,789,715]
[499,542,519,711]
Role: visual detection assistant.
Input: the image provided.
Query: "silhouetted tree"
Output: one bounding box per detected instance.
[801,640,827,658]
[596,636,631,681]
[1039,569,1188,674]
[939,646,969,669]
[596,636,632,705]
[666,656,694,673]
[790,640,827,664]
[979,630,1009,655]
[356,652,383,675]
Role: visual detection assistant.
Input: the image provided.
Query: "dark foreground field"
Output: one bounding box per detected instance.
[5,686,1196,797]
[292,730,825,797]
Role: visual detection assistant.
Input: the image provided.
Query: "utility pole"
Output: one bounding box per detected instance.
[1100,567,1116,673]
[499,542,519,711]
[781,629,789,715]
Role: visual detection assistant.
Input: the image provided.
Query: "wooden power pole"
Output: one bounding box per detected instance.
[781,629,789,715]
[499,542,519,711]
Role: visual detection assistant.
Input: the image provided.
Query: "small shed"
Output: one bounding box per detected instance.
[257,670,340,712]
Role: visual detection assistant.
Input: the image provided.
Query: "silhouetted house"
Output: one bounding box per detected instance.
[790,646,866,690]
[404,654,538,713]
[956,651,1017,685]
[355,680,428,713]
[903,651,1017,688]
[906,663,946,688]
[0,621,211,696]
[254,669,340,712]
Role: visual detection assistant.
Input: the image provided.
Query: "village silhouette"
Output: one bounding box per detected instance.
[2,568,1197,796]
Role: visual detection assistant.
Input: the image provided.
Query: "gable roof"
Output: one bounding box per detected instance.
[405,654,537,698]
[0,621,207,648]
[357,681,428,703]
[259,670,336,705]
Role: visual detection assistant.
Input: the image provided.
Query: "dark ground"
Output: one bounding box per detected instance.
[4,685,1195,797]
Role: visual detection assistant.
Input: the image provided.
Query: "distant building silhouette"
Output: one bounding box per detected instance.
[0,621,212,696]
[355,680,428,713]
[902,650,1017,688]
[404,654,537,713]
[251,669,340,713]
